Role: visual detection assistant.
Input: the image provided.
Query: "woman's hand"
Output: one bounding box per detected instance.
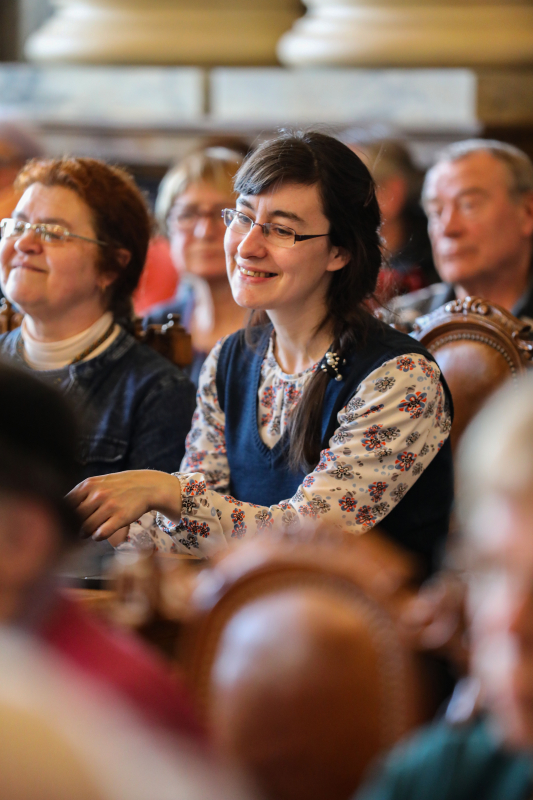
[67,470,183,541]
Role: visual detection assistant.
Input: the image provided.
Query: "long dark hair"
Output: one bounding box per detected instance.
[234,131,382,473]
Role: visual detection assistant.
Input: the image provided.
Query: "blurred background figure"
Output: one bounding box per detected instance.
[351,140,437,304]
[145,144,249,385]
[0,122,43,301]
[356,374,533,800]
[387,139,533,331]
[0,122,43,220]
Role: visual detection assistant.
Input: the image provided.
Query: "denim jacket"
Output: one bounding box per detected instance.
[0,327,196,481]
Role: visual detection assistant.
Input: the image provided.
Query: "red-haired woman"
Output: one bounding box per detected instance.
[0,157,195,479]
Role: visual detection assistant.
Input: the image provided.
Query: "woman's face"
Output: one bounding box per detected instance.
[167,181,232,281]
[225,182,348,317]
[0,183,112,321]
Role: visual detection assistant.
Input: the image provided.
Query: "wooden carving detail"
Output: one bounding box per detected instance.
[0,299,23,334]
[444,296,490,316]
[134,313,193,369]
[413,296,533,365]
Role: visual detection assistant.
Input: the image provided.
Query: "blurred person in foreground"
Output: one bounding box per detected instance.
[145,146,249,385]
[356,374,533,800]
[0,360,204,743]
[387,139,533,331]
[0,157,195,478]
[354,140,437,303]
[0,632,240,800]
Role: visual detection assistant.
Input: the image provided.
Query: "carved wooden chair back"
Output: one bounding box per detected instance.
[183,532,437,800]
[0,299,192,369]
[413,296,533,451]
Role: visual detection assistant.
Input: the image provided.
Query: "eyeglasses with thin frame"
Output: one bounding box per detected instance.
[222,208,329,249]
[168,205,227,233]
[0,218,107,246]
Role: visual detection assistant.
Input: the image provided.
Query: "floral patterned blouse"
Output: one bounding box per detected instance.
[125,335,452,556]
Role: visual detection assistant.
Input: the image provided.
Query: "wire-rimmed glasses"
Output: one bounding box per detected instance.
[0,218,107,246]
[222,208,329,249]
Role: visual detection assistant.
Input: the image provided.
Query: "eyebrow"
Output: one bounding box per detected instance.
[237,197,305,225]
[12,212,74,228]
[426,187,490,205]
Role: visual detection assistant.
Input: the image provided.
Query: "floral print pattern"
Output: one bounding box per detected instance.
[126,337,451,555]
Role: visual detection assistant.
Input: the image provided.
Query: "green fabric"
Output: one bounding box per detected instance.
[356,718,533,800]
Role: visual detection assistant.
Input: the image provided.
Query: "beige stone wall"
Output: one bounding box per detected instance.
[278,1,533,67]
[25,0,304,65]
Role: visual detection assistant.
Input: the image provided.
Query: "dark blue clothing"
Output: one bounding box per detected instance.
[144,279,206,387]
[215,321,454,574]
[356,717,533,800]
[0,326,196,481]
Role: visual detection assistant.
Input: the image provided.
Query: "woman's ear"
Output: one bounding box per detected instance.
[98,248,131,291]
[115,248,132,268]
[326,245,350,273]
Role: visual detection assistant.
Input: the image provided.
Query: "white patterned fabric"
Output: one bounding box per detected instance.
[124,334,452,557]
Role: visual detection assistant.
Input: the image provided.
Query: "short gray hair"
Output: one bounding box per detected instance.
[422,139,533,206]
[155,147,244,235]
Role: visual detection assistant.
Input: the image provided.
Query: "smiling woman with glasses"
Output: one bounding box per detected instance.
[0,156,195,559]
[70,131,454,576]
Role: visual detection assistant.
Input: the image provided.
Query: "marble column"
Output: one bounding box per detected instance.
[277,0,533,67]
[25,0,303,65]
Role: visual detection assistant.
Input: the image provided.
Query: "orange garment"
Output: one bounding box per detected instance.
[133,236,178,316]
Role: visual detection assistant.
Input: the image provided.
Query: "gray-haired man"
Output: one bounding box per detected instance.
[388,140,533,329]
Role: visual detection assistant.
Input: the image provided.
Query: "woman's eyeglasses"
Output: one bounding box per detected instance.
[0,218,107,246]
[222,208,329,249]
[167,206,227,233]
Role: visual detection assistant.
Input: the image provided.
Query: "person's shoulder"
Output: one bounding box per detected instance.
[391,283,451,314]
[114,329,190,379]
[144,296,189,327]
[357,717,528,800]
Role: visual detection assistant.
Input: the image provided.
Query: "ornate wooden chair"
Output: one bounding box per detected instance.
[0,299,192,369]
[413,296,533,450]
[182,530,440,800]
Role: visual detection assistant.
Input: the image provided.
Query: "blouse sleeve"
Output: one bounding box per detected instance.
[125,353,451,557]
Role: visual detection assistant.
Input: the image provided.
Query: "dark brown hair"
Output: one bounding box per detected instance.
[15,157,152,321]
[235,131,382,473]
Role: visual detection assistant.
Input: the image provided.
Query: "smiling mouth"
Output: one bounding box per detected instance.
[12,264,46,273]
[239,266,276,279]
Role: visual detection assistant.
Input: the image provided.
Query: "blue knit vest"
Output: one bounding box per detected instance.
[216,321,454,572]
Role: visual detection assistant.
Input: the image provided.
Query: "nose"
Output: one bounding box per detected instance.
[236,220,267,258]
[432,204,464,239]
[193,212,220,240]
[14,226,43,255]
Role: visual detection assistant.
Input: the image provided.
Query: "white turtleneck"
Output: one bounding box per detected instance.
[21,312,120,371]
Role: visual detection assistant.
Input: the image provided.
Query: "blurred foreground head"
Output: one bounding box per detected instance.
[458,374,533,746]
[0,361,80,620]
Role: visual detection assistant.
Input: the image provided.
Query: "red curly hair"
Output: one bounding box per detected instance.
[15,157,152,320]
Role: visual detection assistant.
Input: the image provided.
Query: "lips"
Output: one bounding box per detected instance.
[11,263,46,273]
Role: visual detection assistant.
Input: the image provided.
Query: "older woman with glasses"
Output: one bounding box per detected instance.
[70,132,454,574]
[0,157,196,482]
[145,146,248,385]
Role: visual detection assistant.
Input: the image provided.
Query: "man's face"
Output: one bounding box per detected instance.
[468,494,533,747]
[424,151,533,287]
